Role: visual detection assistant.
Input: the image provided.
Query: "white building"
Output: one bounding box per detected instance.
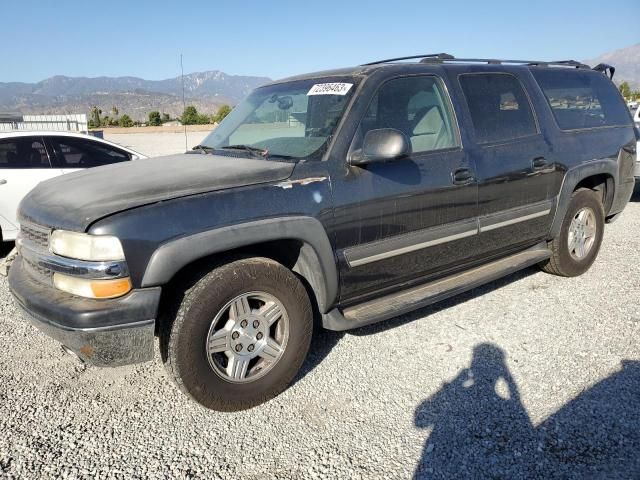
[0,113,88,133]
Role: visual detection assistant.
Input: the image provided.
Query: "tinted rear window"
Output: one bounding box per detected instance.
[459,73,537,144]
[0,138,50,169]
[531,69,630,130]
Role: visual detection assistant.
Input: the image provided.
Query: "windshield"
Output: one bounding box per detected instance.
[200,77,358,160]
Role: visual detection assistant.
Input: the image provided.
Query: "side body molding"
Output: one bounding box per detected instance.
[548,159,617,240]
[141,217,338,313]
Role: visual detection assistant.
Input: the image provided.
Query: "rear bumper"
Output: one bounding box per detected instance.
[9,257,161,367]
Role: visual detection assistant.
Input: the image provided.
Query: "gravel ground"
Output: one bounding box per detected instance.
[104,132,210,157]
[0,185,639,479]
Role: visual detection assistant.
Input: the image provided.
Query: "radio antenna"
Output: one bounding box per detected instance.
[181,53,187,151]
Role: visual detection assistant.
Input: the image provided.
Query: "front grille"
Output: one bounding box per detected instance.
[22,255,53,281]
[18,221,53,283]
[19,222,50,249]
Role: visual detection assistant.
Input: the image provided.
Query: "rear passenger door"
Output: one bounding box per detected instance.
[458,72,555,253]
[331,75,478,303]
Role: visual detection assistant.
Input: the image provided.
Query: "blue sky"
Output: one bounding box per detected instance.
[2,0,638,82]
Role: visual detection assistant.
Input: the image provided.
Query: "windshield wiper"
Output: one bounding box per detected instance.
[221,144,269,158]
[191,144,215,154]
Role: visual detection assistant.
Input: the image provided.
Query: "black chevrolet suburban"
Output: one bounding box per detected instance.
[8,54,638,411]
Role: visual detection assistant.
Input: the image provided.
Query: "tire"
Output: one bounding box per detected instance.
[160,257,313,411]
[540,188,605,277]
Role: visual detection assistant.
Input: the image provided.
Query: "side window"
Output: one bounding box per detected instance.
[531,69,630,130]
[357,76,459,154]
[49,137,130,167]
[0,138,50,169]
[459,73,537,144]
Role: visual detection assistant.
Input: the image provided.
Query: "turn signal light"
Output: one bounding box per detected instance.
[53,273,132,299]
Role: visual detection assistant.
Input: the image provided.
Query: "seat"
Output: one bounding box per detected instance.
[410,105,450,152]
[27,149,45,167]
[5,151,18,167]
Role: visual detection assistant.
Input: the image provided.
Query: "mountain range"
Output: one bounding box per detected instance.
[0,43,637,121]
[0,71,271,121]
[585,43,640,89]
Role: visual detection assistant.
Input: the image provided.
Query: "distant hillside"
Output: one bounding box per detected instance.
[0,71,271,121]
[585,43,640,88]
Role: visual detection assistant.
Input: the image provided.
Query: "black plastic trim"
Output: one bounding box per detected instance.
[141,216,338,313]
[549,159,618,239]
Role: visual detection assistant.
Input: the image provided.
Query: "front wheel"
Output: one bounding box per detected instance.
[540,188,605,277]
[161,257,313,411]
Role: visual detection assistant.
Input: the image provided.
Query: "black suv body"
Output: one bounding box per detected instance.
[8,55,638,410]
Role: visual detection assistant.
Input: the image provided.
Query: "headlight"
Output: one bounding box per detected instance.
[50,230,125,261]
[53,273,132,299]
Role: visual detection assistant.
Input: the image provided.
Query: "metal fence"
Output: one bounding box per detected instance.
[0,114,88,133]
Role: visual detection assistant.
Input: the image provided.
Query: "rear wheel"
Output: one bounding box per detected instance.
[161,257,313,411]
[540,188,604,277]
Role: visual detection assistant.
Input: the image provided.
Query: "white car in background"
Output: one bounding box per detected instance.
[0,131,146,242]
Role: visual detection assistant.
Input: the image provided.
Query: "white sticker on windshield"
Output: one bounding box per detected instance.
[307,83,353,96]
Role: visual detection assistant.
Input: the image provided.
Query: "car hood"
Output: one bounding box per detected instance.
[19,153,296,231]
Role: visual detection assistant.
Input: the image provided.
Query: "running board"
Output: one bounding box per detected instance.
[323,243,551,331]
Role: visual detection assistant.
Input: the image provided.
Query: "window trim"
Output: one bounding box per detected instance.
[349,73,463,159]
[457,72,541,147]
[0,136,53,169]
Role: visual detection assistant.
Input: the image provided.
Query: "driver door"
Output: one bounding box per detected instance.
[330,75,479,303]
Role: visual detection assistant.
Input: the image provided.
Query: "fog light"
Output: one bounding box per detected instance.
[53,273,132,299]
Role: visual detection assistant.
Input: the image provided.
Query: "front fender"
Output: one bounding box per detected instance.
[141,216,338,313]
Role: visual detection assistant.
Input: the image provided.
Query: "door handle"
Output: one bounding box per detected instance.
[0,179,6,185]
[452,168,474,185]
[532,157,549,170]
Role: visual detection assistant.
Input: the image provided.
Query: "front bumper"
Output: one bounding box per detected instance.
[9,257,161,367]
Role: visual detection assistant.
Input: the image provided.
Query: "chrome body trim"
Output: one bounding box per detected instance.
[479,209,551,232]
[344,218,478,268]
[347,228,477,267]
[344,199,555,267]
[17,237,129,280]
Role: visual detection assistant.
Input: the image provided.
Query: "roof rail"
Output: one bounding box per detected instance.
[362,53,454,66]
[362,54,590,69]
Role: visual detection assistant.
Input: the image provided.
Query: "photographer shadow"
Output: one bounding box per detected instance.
[414,343,640,478]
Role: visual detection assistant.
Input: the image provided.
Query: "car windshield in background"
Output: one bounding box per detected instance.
[200,78,359,160]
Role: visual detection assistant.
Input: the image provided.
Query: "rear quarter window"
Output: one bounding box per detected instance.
[531,69,631,130]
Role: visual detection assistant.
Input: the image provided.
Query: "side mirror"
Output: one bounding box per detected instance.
[350,128,410,166]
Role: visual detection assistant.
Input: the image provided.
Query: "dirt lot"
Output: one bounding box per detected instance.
[104,131,210,158]
[0,168,638,477]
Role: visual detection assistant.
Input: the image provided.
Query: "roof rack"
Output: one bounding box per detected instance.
[363,53,454,65]
[363,54,590,69]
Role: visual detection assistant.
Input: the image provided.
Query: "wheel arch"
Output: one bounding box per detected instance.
[142,217,338,314]
[549,160,617,240]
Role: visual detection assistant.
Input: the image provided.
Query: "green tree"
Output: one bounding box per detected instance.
[213,104,232,123]
[148,111,162,126]
[111,106,119,118]
[100,115,111,127]
[619,81,632,98]
[161,112,170,122]
[181,105,200,125]
[119,114,134,127]
[89,106,102,128]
